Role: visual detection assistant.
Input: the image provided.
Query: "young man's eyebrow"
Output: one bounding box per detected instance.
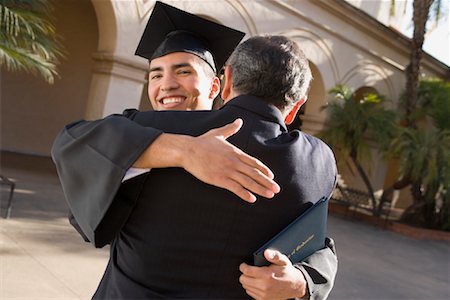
[148,62,193,73]
[172,63,192,69]
[149,66,162,73]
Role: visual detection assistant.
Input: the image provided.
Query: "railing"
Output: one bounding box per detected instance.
[331,181,397,226]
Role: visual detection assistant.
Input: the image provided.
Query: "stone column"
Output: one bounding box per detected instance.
[84,52,147,119]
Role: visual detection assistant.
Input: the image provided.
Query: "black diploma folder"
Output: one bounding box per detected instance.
[253,197,329,266]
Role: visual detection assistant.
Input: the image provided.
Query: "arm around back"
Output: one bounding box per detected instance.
[52,115,163,247]
[53,115,280,247]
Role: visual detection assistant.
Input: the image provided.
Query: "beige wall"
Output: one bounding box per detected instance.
[1,0,98,156]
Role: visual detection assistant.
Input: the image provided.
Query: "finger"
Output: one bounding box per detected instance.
[238,152,275,180]
[243,286,262,300]
[232,161,279,197]
[223,179,257,203]
[234,153,280,194]
[230,171,276,199]
[216,121,278,188]
[244,288,261,300]
[264,249,289,266]
[239,273,254,287]
[229,166,279,198]
[239,262,265,278]
[209,118,243,139]
[206,120,281,196]
[240,276,264,297]
[239,263,251,275]
[221,157,279,200]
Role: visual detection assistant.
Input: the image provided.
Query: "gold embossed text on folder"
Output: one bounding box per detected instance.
[288,234,314,259]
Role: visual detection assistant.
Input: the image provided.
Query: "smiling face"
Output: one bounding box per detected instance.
[147,52,220,111]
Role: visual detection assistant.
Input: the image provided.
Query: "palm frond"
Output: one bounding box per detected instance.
[390,127,450,189]
[0,41,57,83]
[320,87,398,169]
[0,0,63,83]
[417,79,450,130]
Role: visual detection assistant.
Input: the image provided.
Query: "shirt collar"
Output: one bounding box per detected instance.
[221,95,287,131]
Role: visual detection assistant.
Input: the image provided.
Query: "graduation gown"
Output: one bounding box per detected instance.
[52,95,338,299]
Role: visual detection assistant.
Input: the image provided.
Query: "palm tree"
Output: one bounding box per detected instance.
[385,79,450,230]
[0,0,64,84]
[389,0,446,122]
[388,127,449,229]
[378,0,445,217]
[402,0,435,126]
[319,85,398,215]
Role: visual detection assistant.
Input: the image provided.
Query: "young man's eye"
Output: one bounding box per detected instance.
[149,73,162,80]
[177,69,191,75]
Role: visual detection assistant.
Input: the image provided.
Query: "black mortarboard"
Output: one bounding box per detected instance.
[135,1,245,74]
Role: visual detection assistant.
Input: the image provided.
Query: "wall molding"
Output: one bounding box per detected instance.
[92,52,148,83]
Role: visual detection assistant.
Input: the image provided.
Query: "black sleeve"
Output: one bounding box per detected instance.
[52,114,162,247]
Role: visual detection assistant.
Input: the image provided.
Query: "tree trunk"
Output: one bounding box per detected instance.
[404,0,434,126]
[350,153,378,216]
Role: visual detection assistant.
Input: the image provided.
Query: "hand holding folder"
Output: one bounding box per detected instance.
[253,197,329,266]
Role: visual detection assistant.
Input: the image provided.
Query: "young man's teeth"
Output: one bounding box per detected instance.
[162,98,182,104]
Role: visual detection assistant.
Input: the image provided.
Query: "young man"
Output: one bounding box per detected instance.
[53,2,337,299]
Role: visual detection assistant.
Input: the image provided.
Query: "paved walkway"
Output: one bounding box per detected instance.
[0,153,108,299]
[0,153,449,299]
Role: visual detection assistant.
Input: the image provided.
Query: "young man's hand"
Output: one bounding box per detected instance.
[133,119,280,203]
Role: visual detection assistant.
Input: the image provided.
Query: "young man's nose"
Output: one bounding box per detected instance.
[160,75,179,91]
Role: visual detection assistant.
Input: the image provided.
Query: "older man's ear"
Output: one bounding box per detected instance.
[284,99,306,125]
[221,66,234,102]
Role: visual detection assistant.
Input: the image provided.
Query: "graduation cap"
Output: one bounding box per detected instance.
[135,1,245,74]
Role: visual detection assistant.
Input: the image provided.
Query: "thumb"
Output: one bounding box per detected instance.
[211,118,243,139]
[264,249,289,266]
